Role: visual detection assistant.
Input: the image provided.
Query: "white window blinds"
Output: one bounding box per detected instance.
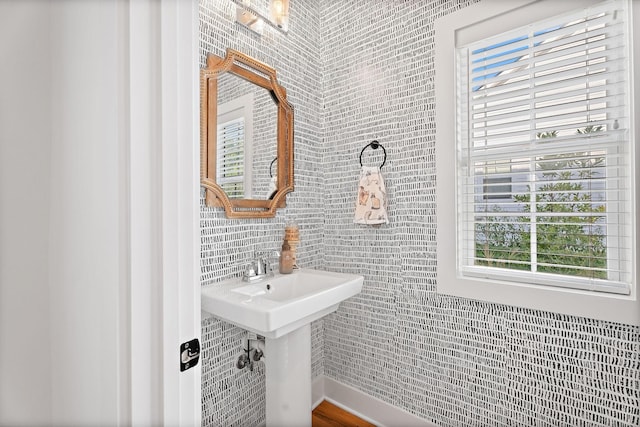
[456,0,633,295]
[217,117,246,199]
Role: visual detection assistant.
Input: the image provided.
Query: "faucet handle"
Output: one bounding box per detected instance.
[255,250,279,275]
[242,262,258,281]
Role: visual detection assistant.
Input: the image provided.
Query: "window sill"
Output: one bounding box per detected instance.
[437,265,640,325]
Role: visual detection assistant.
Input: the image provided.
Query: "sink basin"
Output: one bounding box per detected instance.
[201,268,363,338]
[202,268,363,426]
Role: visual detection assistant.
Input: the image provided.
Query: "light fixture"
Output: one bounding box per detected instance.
[269,0,289,32]
[233,0,289,35]
[236,5,265,35]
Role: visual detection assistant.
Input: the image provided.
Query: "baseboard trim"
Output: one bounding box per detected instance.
[311,376,435,427]
[312,375,325,409]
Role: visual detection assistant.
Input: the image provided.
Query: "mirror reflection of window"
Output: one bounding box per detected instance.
[201,49,294,217]
[217,93,254,198]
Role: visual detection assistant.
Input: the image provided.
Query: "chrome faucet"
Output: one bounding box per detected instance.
[243,250,279,282]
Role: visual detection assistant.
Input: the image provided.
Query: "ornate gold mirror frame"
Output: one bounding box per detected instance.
[200,48,294,218]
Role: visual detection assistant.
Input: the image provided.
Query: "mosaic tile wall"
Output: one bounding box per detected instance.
[200,0,640,426]
[199,1,323,425]
[319,1,640,426]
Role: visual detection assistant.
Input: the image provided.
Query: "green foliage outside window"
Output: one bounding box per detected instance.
[475,126,607,279]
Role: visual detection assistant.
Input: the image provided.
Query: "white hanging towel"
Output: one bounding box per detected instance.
[354,166,389,225]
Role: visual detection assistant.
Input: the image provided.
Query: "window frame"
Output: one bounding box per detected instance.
[435,0,640,325]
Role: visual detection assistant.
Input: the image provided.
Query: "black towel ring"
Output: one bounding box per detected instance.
[269,157,277,178]
[359,140,387,169]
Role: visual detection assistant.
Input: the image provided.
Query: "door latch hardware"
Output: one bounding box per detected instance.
[180,338,200,372]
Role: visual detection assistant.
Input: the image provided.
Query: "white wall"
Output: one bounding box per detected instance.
[1,1,123,425]
[48,1,123,424]
[0,1,53,424]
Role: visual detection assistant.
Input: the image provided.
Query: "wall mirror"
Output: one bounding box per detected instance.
[200,48,294,218]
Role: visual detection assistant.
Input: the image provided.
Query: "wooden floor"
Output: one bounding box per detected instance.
[312,400,376,427]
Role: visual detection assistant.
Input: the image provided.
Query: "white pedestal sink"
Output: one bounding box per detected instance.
[201,269,364,427]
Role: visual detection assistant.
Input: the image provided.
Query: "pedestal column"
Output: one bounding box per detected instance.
[264,324,311,427]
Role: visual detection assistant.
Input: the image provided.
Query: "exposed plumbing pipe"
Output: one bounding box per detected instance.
[236,333,265,371]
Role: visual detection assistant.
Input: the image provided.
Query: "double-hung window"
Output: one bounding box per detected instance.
[435,0,639,325]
